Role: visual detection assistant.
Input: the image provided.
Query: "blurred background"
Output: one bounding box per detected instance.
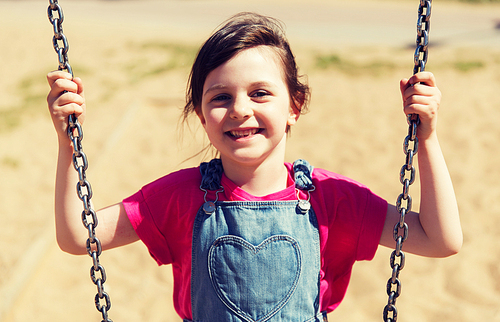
[1,0,500,321]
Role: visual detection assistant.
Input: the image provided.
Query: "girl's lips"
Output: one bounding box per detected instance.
[226,128,263,138]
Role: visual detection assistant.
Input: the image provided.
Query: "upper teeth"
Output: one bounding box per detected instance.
[230,129,258,138]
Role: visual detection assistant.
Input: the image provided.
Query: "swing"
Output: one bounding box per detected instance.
[47,1,432,321]
[383,2,432,321]
[48,1,111,321]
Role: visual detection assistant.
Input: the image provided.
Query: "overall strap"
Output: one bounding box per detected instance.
[200,159,224,191]
[293,159,314,191]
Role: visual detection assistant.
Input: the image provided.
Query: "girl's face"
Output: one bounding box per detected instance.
[198,46,300,168]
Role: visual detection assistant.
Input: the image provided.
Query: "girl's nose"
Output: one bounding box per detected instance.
[229,97,253,120]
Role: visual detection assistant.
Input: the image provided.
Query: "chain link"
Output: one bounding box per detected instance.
[48,2,112,321]
[414,0,432,75]
[48,0,72,76]
[383,1,431,321]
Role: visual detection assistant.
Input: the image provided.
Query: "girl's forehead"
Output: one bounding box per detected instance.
[205,46,286,85]
[239,46,283,67]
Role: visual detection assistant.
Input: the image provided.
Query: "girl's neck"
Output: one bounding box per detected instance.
[221,156,289,197]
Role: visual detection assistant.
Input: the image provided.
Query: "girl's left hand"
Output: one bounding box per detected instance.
[399,71,441,141]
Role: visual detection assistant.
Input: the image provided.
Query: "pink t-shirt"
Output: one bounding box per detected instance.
[123,162,387,319]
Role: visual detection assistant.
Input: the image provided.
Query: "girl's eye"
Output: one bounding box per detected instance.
[212,94,231,102]
[252,90,270,98]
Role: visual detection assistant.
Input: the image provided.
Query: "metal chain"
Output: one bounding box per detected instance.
[413,0,432,75]
[48,2,113,321]
[47,0,72,76]
[383,1,431,321]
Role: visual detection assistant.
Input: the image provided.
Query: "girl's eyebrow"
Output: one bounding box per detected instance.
[204,81,277,97]
[251,81,277,89]
[204,84,228,97]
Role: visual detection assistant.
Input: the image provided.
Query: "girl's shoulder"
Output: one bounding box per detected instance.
[140,166,202,198]
[286,161,369,191]
[311,167,369,189]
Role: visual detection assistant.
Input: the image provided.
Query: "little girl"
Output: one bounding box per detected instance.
[47,12,462,322]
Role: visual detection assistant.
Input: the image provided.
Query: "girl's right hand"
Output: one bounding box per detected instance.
[47,71,86,140]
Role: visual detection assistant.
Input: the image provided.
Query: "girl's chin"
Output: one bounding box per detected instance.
[220,151,266,164]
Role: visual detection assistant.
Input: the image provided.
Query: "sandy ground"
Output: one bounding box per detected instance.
[1,0,500,321]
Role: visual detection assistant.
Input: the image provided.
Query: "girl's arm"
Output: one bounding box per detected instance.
[379,72,462,258]
[47,71,138,255]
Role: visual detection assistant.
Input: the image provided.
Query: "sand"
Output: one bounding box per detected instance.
[1,0,500,321]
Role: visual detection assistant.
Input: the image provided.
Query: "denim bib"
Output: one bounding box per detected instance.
[187,159,326,322]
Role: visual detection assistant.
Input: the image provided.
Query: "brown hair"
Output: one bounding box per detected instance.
[183,12,310,128]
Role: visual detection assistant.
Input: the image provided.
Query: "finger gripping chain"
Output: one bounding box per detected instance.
[383,1,431,321]
[48,1,112,321]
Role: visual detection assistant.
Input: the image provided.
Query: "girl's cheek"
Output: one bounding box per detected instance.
[207,109,226,123]
[199,104,223,126]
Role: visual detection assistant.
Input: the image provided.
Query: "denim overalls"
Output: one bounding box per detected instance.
[185,159,327,322]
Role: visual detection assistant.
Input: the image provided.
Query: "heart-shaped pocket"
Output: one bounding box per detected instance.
[208,235,302,322]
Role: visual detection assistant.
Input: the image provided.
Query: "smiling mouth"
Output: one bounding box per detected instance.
[227,129,262,138]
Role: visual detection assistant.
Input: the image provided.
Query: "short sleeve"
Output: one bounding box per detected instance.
[122,167,205,266]
[356,189,388,261]
[308,167,387,312]
[123,190,172,265]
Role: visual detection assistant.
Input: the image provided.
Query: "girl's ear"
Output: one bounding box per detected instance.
[196,107,206,126]
[287,99,302,126]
